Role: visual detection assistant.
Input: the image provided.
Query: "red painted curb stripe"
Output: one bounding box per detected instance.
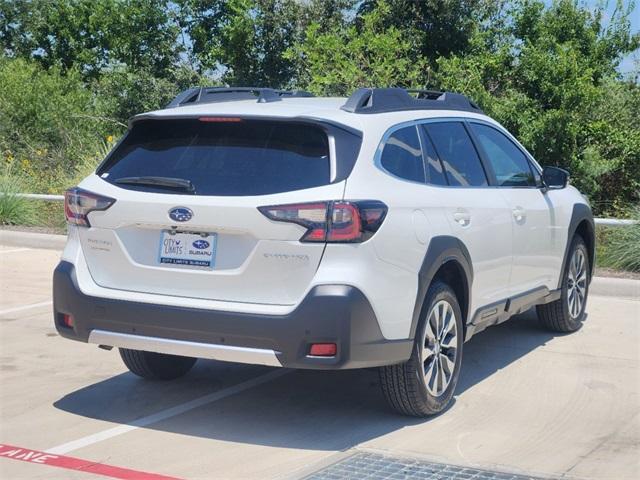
[0,444,182,480]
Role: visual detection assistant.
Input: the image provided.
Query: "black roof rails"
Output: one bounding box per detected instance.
[165,87,315,108]
[341,88,483,114]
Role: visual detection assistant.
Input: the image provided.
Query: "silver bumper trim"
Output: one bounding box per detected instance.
[88,330,282,367]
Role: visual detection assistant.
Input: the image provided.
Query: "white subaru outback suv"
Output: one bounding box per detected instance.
[54,87,594,416]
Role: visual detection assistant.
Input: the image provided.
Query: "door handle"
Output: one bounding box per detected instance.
[453,211,471,227]
[512,207,526,223]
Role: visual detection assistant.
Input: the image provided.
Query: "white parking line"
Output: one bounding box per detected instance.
[0,301,53,316]
[0,248,32,254]
[46,368,290,455]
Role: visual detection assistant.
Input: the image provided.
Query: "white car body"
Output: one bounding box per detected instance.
[54,88,594,374]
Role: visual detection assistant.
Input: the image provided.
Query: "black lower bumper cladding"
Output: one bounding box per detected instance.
[53,261,412,369]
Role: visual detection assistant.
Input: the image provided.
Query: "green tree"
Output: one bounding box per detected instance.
[179,0,303,87]
[437,0,640,215]
[299,0,356,33]
[0,0,182,79]
[94,65,206,122]
[357,0,498,67]
[0,57,109,192]
[287,1,428,95]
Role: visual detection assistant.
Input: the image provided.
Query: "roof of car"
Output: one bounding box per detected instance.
[133,97,359,127]
[131,88,489,133]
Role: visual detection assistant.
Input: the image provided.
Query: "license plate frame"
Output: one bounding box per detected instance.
[157,230,217,269]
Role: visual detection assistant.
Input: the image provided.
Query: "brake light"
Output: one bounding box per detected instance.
[64,187,116,227]
[258,200,387,243]
[198,117,243,122]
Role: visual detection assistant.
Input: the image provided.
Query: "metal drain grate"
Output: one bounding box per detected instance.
[303,452,547,480]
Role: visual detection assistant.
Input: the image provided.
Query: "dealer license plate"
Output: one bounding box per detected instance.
[158,231,217,268]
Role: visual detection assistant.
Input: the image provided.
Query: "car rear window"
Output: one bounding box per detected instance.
[98,119,331,196]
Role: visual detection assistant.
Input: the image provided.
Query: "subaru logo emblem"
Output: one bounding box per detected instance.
[168,207,193,222]
[192,240,210,250]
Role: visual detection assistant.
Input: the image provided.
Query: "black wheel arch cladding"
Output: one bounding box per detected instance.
[558,203,595,289]
[410,236,473,339]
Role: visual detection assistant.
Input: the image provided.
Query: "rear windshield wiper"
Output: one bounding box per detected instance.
[114,176,196,194]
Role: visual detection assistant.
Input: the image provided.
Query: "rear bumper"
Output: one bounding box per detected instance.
[53,261,412,369]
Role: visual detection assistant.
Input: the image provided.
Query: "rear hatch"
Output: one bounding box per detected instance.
[78,117,361,305]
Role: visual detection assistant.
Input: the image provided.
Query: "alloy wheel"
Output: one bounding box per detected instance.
[567,248,587,319]
[421,300,458,397]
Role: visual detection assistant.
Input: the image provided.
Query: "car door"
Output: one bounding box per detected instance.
[421,121,513,314]
[468,121,557,295]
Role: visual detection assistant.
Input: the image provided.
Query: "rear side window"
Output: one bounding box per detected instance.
[99,119,331,196]
[470,123,536,187]
[419,128,448,186]
[424,122,488,187]
[380,126,425,183]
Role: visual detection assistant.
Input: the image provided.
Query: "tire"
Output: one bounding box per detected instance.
[537,235,590,333]
[379,280,464,417]
[119,348,197,380]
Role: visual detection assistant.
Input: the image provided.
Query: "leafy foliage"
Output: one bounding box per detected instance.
[0,174,38,225]
[93,65,206,121]
[597,211,640,272]
[286,1,427,95]
[1,0,181,80]
[356,0,495,67]
[179,0,301,87]
[0,57,109,193]
[436,0,640,215]
[0,0,638,221]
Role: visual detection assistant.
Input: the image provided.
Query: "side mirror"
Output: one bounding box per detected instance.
[542,166,569,190]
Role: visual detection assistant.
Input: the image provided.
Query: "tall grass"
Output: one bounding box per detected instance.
[0,175,39,226]
[597,210,640,272]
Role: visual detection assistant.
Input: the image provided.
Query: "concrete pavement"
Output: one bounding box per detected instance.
[0,246,638,479]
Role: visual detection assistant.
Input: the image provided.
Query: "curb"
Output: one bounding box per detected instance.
[589,276,639,300]
[1,230,638,300]
[0,229,67,251]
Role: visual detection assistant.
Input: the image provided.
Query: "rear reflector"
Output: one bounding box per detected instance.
[309,343,337,357]
[62,314,74,328]
[258,200,387,243]
[64,187,116,227]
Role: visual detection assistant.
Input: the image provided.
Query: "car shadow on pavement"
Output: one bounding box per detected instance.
[54,309,561,451]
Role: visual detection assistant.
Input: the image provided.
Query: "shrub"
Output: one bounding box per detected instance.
[597,210,640,272]
[0,175,38,225]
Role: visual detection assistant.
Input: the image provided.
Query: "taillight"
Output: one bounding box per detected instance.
[64,187,116,227]
[258,200,387,243]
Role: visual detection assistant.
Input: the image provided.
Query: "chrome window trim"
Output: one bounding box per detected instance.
[328,133,337,182]
[374,116,543,189]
